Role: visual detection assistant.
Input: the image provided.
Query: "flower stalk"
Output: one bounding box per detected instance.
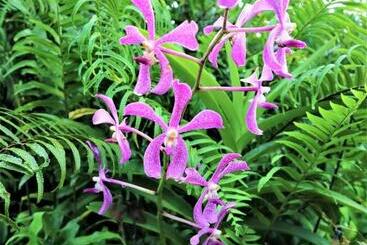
[156,155,168,245]
[162,212,200,229]
[160,47,201,64]
[199,86,257,92]
[192,8,230,94]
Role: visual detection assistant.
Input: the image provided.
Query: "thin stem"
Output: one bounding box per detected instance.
[156,155,168,245]
[106,178,156,196]
[160,47,201,64]
[192,8,230,95]
[162,212,200,229]
[119,125,154,142]
[227,25,276,33]
[199,86,257,92]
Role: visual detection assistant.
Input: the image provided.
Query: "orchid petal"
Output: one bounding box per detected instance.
[92,109,115,126]
[203,201,218,224]
[144,134,165,179]
[216,162,249,180]
[115,130,132,164]
[242,71,260,86]
[181,168,207,186]
[203,17,225,35]
[179,110,224,133]
[237,0,274,26]
[206,239,224,245]
[166,137,188,180]
[131,0,155,39]
[231,34,247,67]
[157,20,199,51]
[259,64,274,81]
[263,26,283,74]
[124,102,168,130]
[259,101,278,110]
[246,93,263,135]
[84,188,100,194]
[119,25,146,45]
[208,34,232,68]
[169,80,192,128]
[86,141,102,166]
[217,0,240,9]
[134,64,152,95]
[193,192,210,227]
[190,227,213,245]
[214,202,236,229]
[99,185,113,215]
[273,47,292,78]
[151,49,173,95]
[95,94,119,122]
[211,153,242,183]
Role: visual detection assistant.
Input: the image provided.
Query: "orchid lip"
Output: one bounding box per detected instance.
[164,128,179,148]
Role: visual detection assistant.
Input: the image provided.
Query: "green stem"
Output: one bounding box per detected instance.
[191,8,229,95]
[156,155,168,245]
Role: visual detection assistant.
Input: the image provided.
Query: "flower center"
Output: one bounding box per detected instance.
[109,126,118,140]
[213,229,222,238]
[205,182,220,200]
[134,41,158,66]
[92,177,103,192]
[164,128,179,148]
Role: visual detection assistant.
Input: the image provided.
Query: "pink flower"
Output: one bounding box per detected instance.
[244,69,278,135]
[182,153,248,225]
[181,153,249,201]
[92,94,132,164]
[254,0,307,78]
[190,194,235,245]
[124,80,224,180]
[83,141,117,215]
[120,0,199,95]
[203,8,249,68]
[217,0,240,9]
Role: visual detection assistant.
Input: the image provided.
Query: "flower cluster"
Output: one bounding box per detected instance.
[86,0,306,244]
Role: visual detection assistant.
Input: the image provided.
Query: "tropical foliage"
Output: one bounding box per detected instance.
[0,0,366,244]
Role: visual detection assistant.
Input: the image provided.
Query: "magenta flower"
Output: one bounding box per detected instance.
[119,0,199,95]
[124,80,224,180]
[244,70,278,135]
[190,195,235,245]
[217,0,240,9]
[204,3,277,68]
[181,153,249,201]
[182,153,248,224]
[203,11,248,68]
[83,141,116,215]
[255,0,307,78]
[92,94,131,164]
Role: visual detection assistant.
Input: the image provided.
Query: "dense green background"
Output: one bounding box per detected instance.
[0,0,366,244]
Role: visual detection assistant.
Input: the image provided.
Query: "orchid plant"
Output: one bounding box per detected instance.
[87,0,306,244]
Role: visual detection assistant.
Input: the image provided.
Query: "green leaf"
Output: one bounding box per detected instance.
[257,167,282,193]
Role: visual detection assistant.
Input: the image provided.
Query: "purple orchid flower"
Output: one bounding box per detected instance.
[217,0,240,9]
[119,0,199,95]
[252,0,307,78]
[190,195,236,245]
[123,80,224,180]
[203,8,249,68]
[181,153,248,224]
[181,153,249,201]
[84,141,117,215]
[92,94,132,164]
[244,68,278,135]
